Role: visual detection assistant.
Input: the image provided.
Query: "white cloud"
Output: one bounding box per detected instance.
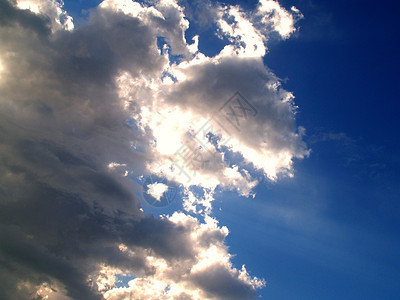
[100,213,265,300]
[216,5,267,57]
[108,162,127,169]
[16,281,72,300]
[183,188,215,215]
[146,182,169,201]
[257,0,303,38]
[157,55,309,181]
[16,0,74,31]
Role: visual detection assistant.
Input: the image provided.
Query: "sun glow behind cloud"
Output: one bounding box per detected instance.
[16,1,40,13]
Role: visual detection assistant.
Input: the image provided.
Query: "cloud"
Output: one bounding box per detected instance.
[257,0,303,38]
[0,0,306,299]
[15,0,74,31]
[102,213,265,300]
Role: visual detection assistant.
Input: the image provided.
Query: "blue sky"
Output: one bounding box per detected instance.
[190,0,400,298]
[211,0,400,299]
[0,0,399,299]
[165,0,399,296]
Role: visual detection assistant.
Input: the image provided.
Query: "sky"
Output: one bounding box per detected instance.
[0,0,399,299]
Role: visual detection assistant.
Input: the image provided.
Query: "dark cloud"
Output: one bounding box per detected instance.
[0,176,197,298]
[0,0,51,35]
[0,1,190,298]
[179,0,217,30]
[191,263,257,300]
[0,225,102,300]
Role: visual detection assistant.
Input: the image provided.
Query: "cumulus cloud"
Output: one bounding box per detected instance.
[102,213,264,300]
[15,0,74,31]
[0,0,306,299]
[257,0,303,39]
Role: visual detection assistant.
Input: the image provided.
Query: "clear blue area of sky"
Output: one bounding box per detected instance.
[213,0,400,299]
[64,0,400,298]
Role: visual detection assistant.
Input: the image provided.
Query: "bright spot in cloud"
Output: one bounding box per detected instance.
[146,183,169,201]
[108,162,127,169]
[16,1,40,13]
